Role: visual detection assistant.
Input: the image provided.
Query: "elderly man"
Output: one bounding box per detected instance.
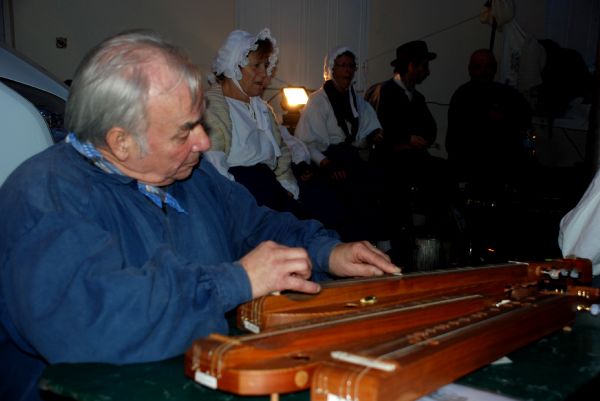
[0,31,399,401]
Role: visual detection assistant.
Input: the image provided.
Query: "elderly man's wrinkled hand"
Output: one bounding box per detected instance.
[328,241,401,278]
[240,241,321,298]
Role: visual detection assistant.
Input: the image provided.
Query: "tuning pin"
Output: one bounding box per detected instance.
[577,304,600,316]
[542,269,560,279]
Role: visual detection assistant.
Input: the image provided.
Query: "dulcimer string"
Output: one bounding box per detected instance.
[209,293,484,376]
[334,295,561,399]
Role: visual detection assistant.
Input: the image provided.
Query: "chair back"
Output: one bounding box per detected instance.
[0,82,53,186]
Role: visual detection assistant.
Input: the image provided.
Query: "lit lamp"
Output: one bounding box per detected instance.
[281,87,309,134]
[282,87,309,108]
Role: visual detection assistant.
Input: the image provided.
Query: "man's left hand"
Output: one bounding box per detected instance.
[329,241,401,277]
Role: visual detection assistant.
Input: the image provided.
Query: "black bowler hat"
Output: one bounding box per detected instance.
[390,40,437,66]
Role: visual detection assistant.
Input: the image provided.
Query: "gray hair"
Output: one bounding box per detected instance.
[65,30,203,150]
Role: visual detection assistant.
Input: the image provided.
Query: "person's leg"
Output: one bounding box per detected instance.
[229,164,301,215]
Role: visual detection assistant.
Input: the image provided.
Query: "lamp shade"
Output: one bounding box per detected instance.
[282,87,308,109]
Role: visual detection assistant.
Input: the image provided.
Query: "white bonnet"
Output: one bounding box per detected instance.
[211,28,279,83]
[323,45,356,81]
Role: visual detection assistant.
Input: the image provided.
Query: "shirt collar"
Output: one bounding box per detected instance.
[66,133,186,213]
[393,74,413,101]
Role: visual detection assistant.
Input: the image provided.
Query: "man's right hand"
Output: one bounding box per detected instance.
[239,241,321,298]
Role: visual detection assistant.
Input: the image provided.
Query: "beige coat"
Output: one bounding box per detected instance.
[203,83,296,187]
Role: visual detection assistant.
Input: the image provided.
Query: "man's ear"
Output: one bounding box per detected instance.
[105,127,135,161]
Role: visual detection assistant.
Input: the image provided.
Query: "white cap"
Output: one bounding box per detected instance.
[323,45,355,81]
[211,28,279,83]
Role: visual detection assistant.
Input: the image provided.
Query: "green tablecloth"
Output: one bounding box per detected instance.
[40,313,600,401]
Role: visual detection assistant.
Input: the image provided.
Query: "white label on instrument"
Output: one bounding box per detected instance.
[491,356,512,365]
[330,351,396,372]
[495,299,511,307]
[243,319,261,334]
[194,371,217,389]
[327,394,344,401]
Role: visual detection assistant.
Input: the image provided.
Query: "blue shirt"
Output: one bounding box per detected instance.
[0,142,340,401]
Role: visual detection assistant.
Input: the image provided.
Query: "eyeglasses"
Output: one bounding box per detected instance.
[334,62,357,70]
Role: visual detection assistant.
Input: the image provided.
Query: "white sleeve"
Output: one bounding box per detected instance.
[295,92,331,165]
[352,97,382,147]
[559,169,600,276]
[279,125,311,164]
[278,178,300,200]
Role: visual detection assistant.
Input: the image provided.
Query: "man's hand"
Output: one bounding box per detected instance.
[329,241,402,277]
[320,158,347,180]
[240,241,321,298]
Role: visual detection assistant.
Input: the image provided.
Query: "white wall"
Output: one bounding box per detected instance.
[367,0,489,156]
[365,0,546,157]
[10,0,236,81]
[9,0,548,158]
[236,0,371,92]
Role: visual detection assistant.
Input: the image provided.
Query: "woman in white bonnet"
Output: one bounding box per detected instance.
[203,28,300,214]
[295,46,388,243]
[295,46,382,178]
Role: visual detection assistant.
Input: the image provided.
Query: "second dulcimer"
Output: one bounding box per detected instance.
[237,258,592,333]
[311,292,574,401]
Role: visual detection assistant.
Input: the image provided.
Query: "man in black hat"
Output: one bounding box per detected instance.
[368,40,437,161]
[366,40,450,262]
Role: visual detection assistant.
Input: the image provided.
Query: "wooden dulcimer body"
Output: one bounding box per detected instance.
[311,293,574,401]
[236,258,592,333]
[186,293,494,395]
[184,259,596,399]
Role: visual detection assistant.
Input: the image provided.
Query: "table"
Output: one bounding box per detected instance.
[40,313,600,401]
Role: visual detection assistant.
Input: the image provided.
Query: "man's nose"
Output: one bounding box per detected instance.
[191,125,211,152]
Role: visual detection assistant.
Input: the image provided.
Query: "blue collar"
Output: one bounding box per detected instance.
[66,133,186,213]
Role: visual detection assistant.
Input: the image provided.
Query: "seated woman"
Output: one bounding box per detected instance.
[295,46,382,179]
[204,29,347,233]
[295,46,388,243]
[203,28,299,214]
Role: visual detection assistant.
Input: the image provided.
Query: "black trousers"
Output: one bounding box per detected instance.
[229,164,301,215]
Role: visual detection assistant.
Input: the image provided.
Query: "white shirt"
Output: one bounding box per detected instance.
[393,73,413,101]
[203,95,301,199]
[226,97,281,169]
[295,85,381,165]
[559,168,600,276]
